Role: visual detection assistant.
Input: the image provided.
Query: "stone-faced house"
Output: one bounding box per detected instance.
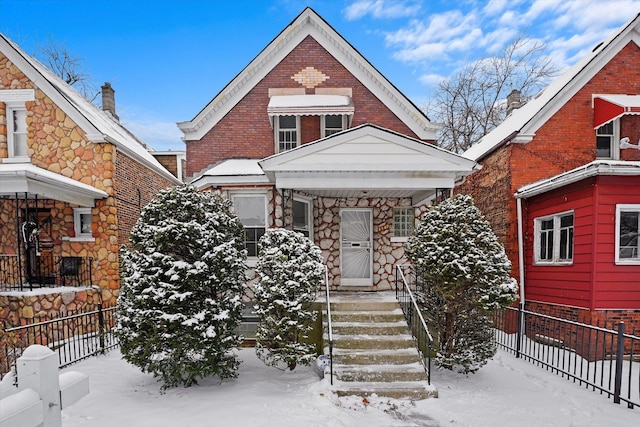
[0,33,181,323]
[459,13,640,326]
[179,8,478,292]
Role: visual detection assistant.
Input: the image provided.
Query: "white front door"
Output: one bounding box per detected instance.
[340,209,373,286]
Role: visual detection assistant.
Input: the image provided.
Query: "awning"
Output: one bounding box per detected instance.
[0,162,108,207]
[267,95,354,117]
[593,94,640,129]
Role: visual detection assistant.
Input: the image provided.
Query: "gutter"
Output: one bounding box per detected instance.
[516,198,526,304]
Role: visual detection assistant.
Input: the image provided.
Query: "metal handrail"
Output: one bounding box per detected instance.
[324,265,334,385]
[395,264,433,384]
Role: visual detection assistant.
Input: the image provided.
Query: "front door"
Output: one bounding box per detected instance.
[340,209,373,286]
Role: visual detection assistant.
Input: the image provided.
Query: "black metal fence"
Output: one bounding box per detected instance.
[395,265,433,384]
[493,304,640,409]
[0,304,117,379]
[0,254,93,291]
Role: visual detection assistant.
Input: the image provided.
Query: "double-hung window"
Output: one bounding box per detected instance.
[616,205,640,264]
[534,211,574,264]
[322,115,346,137]
[275,115,299,152]
[1,90,34,162]
[73,208,93,240]
[596,120,619,159]
[293,196,312,238]
[232,194,267,257]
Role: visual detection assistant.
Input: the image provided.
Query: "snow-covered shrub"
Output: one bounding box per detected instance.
[406,194,518,373]
[116,185,247,388]
[254,228,324,370]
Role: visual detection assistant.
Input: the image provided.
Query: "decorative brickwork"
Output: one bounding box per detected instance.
[292,66,329,88]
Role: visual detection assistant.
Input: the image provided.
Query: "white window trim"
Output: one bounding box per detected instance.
[67,208,95,242]
[596,119,620,160]
[533,210,574,266]
[1,90,34,163]
[274,115,300,153]
[4,102,30,162]
[293,194,313,239]
[391,207,414,243]
[231,191,268,263]
[615,204,640,265]
[321,114,347,137]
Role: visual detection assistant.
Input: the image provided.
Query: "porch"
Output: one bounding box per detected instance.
[0,254,94,292]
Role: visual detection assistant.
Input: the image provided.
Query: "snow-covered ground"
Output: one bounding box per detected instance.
[58,348,640,427]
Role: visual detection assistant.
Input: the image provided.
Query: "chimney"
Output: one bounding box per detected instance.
[506,89,522,116]
[101,82,119,121]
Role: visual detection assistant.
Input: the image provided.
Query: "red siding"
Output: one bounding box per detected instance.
[524,175,640,310]
[186,36,424,177]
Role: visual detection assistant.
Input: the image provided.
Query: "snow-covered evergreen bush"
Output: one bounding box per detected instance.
[254,228,324,370]
[116,185,247,388]
[406,194,518,373]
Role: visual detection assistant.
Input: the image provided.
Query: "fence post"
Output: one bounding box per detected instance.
[613,321,625,404]
[516,303,523,359]
[16,345,62,427]
[98,303,106,353]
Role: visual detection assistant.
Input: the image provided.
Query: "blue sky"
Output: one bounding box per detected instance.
[1,0,639,151]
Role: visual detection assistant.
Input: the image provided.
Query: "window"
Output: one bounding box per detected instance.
[293,197,312,238]
[7,105,28,159]
[232,194,267,257]
[275,115,299,152]
[393,208,414,238]
[534,212,574,264]
[596,120,619,159]
[73,208,93,239]
[616,205,640,264]
[322,115,346,137]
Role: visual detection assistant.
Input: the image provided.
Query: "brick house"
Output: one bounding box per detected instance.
[0,33,181,323]
[459,13,640,326]
[180,8,478,292]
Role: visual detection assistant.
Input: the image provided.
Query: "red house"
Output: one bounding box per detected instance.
[460,14,640,327]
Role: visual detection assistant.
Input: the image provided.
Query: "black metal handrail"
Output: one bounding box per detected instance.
[395,264,433,384]
[324,265,334,385]
[493,305,640,409]
[1,304,117,379]
[0,254,93,292]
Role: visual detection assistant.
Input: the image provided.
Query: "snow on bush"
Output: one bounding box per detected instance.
[116,185,247,388]
[254,228,324,370]
[406,194,518,373]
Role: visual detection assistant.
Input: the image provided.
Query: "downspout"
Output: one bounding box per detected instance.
[516,197,525,304]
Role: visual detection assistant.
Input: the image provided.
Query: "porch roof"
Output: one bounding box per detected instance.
[0,163,108,207]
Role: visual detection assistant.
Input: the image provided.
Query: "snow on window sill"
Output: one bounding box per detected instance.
[62,236,95,243]
[533,260,573,266]
[615,259,640,266]
[2,156,31,164]
[390,236,409,243]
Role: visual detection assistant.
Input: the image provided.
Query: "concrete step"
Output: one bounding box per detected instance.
[330,301,400,312]
[329,310,405,323]
[331,321,410,335]
[333,381,438,400]
[331,334,415,350]
[333,363,428,382]
[332,348,420,365]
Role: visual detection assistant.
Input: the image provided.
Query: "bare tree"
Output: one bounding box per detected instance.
[36,40,99,102]
[426,36,559,153]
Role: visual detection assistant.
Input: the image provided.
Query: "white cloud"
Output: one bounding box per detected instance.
[119,106,184,151]
[418,72,445,86]
[344,0,421,20]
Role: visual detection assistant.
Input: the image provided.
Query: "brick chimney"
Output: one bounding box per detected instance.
[101,82,119,121]
[506,89,522,116]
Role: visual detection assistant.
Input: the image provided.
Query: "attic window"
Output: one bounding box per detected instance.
[0,89,34,163]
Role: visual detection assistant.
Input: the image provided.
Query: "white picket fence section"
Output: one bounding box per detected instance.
[0,345,89,427]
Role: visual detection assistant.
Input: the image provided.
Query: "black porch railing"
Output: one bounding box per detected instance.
[0,254,93,292]
[0,304,117,379]
[394,264,433,385]
[323,265,334,385]
[493,304,640,409]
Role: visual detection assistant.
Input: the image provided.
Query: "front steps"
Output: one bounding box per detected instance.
[323,292,437,400]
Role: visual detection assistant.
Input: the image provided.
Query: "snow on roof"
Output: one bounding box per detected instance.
[515,160,640,199]
[202,159,265,176]
[0,33,181,185]
[463,12,640,162]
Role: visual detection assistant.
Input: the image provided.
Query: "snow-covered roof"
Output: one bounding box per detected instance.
[0,33,181,185]
[515,160,640,199]
[463,12,640,161]
[267,94,354,116]
[190,159,269,189]
[178,7,438,141]
[0,162,108,207]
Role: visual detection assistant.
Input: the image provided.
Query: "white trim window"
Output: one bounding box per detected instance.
[534,211,574,264]
[616,204,640,264]
[321,114,347,137]
[596,120,619,159]
[275,115,299,152]
[73,208,94,240]
[231,193,267,257]
[7,104,29,160]
[392,207,414,242]
[293,196,312,238]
